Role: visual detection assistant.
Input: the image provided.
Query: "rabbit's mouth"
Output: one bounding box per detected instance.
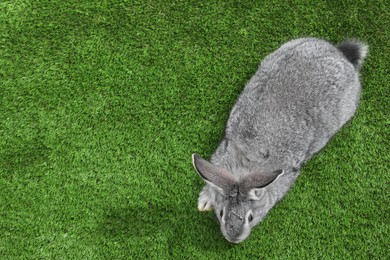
[222,226,250,243]
[224,233,249,244]
[226,237,243,244]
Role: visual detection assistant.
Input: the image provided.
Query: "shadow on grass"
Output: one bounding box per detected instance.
[101,202,235,254]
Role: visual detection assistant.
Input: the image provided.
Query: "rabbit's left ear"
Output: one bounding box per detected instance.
[239,170,283,199]
[192,154,237,194]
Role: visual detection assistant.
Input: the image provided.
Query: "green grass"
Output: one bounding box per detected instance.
[1,0,389,258]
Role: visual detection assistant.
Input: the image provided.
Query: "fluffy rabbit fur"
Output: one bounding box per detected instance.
[192,38,368,243]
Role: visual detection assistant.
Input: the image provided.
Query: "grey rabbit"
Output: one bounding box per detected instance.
[192,38,368,243]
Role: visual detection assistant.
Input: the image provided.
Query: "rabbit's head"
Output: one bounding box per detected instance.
[192,154,282,243]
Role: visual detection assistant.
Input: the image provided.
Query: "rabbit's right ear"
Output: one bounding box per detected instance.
[192,154,237,194]
[240,170,283,200]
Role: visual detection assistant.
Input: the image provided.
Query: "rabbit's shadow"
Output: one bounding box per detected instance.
[102,205,156,238]
[101,202,233,251]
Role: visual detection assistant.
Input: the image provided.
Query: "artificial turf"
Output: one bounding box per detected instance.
[0,0,389,258]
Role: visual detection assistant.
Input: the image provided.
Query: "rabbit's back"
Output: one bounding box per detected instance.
[215,38,361,171]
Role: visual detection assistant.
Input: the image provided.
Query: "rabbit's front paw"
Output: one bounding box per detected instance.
[198,189,214,211]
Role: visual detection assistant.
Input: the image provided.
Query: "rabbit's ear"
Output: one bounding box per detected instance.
[247,188,266,200]
[192,154,237,194]
[240,170,283,197]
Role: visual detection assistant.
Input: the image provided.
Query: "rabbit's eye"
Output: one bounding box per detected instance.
[248,214,254,223]
[219,209,224,218]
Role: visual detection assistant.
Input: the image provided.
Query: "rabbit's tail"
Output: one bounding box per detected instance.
[337,39,368,69]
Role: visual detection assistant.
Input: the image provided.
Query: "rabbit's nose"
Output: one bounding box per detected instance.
[226,223,243,238]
